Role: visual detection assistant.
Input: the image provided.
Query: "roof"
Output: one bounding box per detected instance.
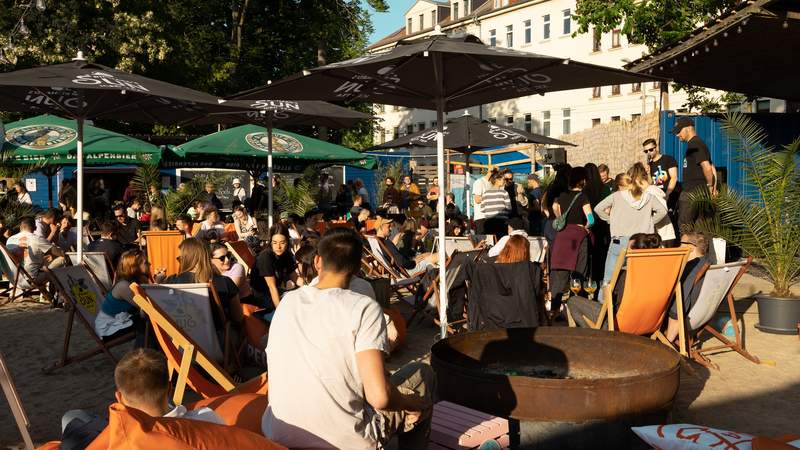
[625,0,800,100]
[368,0,535,51]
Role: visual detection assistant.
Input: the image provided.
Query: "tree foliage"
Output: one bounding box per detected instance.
[573,0,742,112]
[0,0,387,146]
[690,112,800,297]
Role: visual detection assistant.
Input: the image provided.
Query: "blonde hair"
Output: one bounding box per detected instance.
[627,162,650,200]
[178,238,216,282]
[615,173,632,191]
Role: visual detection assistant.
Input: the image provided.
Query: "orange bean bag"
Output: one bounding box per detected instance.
[189,392,267,435]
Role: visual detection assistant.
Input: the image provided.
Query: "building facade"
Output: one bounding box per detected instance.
[369,0,783,146]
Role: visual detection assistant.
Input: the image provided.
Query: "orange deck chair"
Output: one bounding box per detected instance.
[583,247,692,356]
[129,283,266,404]
[226,240,256,275]
[141,230,183,279]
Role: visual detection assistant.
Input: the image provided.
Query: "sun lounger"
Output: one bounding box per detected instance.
[364,235,423,298]
[226,240,256,275]
[0,242,52,305]
[141,230,183,279]
[1,352,35,450]
[584,247,692,356]
[43,265,134,373]
[686,258,760,369]
[429,401,510,449]
[67,251,114,293]
[130,283,263,403]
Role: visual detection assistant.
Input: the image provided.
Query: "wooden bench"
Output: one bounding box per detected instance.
[430,401,510,449]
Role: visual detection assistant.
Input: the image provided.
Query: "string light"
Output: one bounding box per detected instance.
[36,0,46,11]
[18,19,30,36]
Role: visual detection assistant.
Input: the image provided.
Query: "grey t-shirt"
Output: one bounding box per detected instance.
[6,231,55,279]
[262,285,388,450]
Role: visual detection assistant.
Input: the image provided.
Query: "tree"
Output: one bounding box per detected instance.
[572,0,745,112]
[0,0,387,146]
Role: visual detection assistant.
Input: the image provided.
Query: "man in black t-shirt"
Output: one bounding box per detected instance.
[643,138,678,200]
[672,117,715,233]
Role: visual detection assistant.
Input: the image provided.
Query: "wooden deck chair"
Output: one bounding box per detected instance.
[585,247,692,356]
[364,235,422,298]
[0,242,51,305]
[43,265,133,373]
[67,252,113,293]
[226,240,255,275]
[142,230,183,279]
[527,236,548,264]
[190,222,202,237]
[1,352,35,450]
[432,236,476,257]
[222,223,238,242]
[130,283,235,404]
[686,258,759,369]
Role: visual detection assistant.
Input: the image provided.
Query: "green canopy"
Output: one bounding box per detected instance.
[165,124,376,172]
[1,114,160,165]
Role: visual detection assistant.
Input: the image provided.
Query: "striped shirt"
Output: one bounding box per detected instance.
[481,188,512,219]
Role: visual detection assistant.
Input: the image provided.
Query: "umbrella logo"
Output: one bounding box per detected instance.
[245,132,303,154]
[488,124,524,140]
[4,124,77,150]
[72,71,150,93]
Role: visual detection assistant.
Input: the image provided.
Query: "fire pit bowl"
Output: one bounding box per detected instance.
[431,327,681,449]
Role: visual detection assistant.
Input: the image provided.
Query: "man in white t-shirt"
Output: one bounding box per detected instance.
[6,216,65,287]
[471,167,497,234]
[263,231,435,450]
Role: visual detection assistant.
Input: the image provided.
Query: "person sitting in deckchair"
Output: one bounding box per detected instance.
[374,216,437,277]
[60,348,223,450]
[263,230,436,450]
[6,216,66,287]
[664,231,712,342]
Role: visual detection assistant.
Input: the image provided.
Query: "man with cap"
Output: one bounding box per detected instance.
[374,216,437,277]
[232,178,247,207]
[526,174,544,235]
[673,117,715,233]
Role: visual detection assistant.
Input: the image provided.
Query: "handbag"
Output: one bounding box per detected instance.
[552,192,582,232]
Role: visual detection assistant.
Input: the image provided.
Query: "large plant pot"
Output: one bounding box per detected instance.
[755,294,800,335]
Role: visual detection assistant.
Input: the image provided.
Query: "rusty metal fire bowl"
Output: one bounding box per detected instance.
[430,327,681,449]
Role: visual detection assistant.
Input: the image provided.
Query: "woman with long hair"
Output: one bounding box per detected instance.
[164,238,242,322]
[541,164,571,243]
[210,242,253,306]
[594,164,667,300]
[294,244,319,286]
[251,224,297,310]
[496,234,530,264]
[584,162,610,289]
[14,181,32,205]
[94,249,152,343]
[232,205,258,240]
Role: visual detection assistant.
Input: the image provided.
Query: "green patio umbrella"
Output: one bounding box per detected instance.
[2,114,161,206]
[2,114,161,165]
[165,124,376,172]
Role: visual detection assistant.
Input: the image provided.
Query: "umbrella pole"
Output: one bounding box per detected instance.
[76,116,84,261]
[433,53,448,339]
[267,120,274,228]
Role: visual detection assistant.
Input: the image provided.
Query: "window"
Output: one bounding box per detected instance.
[417,121,426,131]
[611,116,621,122]
[542,111,551,136]
[543,14,550,39]
[393,127,400,139]
[562,108,571,135]
[430,120,437,129]
[631,83,641,93]
[453,2,459,20]
[524,113,532,132]
[524,20,532,44]
[407,17,412,33]
[631,113,641,121]
[611,29,621,48]
[419,14,424,30]
[489,117,497,124]
[562,9,571,35]
[506,25,513,47]
[756,99,771,112]
[505,115,514,126]
[592,86,601,98]
[592,118,601,127]
[405,124,413,135]
[611,84,621,95]
[432,10,437,26]
[489,29,497,46]
[464,0,470,14]
[652,81,661,90]
[592,28,601,52]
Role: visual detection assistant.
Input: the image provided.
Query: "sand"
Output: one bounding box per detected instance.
[1,276,799,448]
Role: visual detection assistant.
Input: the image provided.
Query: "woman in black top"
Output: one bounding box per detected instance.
[162,238,242,324]
[251,224,297,309]
[541,164,570,243]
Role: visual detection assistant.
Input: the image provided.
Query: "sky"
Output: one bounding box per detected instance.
[365,0,417,44]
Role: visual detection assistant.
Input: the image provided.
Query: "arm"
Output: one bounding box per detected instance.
[666,167,678,197]
[700,161,716,194]
[503,192,512,212]
[581,203,595,227]
[234,220,243,238]
[651,196,668,223]
[356,349,427,412]
[594,194,613,222]
[552,200,562,218]
[264,276,281,308]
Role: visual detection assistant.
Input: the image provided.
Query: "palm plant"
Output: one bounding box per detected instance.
[275,178,318,217]
[374,160,403,203]
[131,163,161,207]
[691,112,800,297]
[163,178,205,223]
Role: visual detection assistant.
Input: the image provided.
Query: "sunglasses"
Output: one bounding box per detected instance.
[114,214,126,218]
[643,147,656,153]
[213,254,231,262]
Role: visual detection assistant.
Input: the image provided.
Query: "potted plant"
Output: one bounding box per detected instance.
[692,112,800,334]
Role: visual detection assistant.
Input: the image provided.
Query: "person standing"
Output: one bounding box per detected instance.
[232,178,247,207]
[471,168,497,234]
[525,174,544,235]
[426,177,440,211]
[643,138,679,245]
[481,172,513,238]
[399,175,420,212]
[598,164,613,195]
[14,181,32,205]
[673,117,715,233]
[203,182,223,211]
[382,177,401,209]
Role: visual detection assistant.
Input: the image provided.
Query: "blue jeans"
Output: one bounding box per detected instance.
[599,236,629,302]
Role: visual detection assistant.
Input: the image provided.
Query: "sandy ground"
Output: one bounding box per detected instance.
[1,273,798,448]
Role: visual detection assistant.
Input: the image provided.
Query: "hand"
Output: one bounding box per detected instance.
[710,185,718,197]
[155,268,167,277]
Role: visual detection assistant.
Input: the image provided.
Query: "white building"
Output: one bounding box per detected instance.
[369,0,783,145]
